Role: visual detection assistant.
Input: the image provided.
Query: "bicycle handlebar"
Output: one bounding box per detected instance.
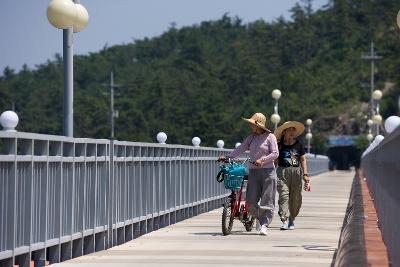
[217,157,256,165]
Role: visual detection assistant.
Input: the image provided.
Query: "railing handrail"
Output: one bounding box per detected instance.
[0,130,333,156]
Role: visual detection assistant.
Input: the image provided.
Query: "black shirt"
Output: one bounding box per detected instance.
[278,140,305,167]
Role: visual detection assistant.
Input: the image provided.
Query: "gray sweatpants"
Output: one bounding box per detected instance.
[277,166,303,222]
[246,168,277,226]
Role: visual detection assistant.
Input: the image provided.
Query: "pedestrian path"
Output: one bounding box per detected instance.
[53,170,354,267]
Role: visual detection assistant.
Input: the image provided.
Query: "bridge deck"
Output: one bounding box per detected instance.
[53,170,354,267]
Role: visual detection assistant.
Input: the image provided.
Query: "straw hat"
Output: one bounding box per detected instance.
[242,113,271,132]
[274,121,305,141]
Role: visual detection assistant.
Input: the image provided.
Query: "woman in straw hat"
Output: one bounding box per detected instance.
[274,121,309,230]
[218,112,279,236]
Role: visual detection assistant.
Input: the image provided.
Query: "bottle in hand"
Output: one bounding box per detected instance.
[304,182,311,192]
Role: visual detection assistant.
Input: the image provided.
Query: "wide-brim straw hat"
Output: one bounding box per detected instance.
[242,113,271,132]
[274,121,305,141]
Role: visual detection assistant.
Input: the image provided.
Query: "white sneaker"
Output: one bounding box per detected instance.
[280,221,289,230]
[255,219,261,231]
[288,219,295,230]
[260,225,268,236]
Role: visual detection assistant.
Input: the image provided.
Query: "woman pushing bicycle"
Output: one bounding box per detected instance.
[218,112,278,236]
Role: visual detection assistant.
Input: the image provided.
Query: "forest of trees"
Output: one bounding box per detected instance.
[1,0,399,154]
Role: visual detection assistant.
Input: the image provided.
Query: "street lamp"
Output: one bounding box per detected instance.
[271,89,281,131]
[372,89,383,135]
[305,133,312,154]
[305,119,312,154]
[367,119,373,142]
[372,89,382,101]
[372,114,382,125]
[367,133,374,142]
[270,114,281,129]
[47,0,89,137]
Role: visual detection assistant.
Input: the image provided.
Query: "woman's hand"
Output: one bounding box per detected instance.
[217,155,226,162]
[255,159,262,167]
[303,174,310,183]
[274,158,279,166]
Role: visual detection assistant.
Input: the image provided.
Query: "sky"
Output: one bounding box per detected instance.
[0,0,329,72]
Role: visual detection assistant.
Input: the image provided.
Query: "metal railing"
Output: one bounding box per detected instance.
[0,131,329,266]
[305,154,329,176]
[362,127,400,266]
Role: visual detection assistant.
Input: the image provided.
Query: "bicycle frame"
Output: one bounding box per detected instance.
[230,177,250,221]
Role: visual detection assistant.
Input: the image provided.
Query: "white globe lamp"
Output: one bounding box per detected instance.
[305,132,313,140]
[306,119,312,126]
[372,90,383,101]
[73,4,89,33]
[271,89,281,100]
[216,140,224,149]
[192,137,201,147]
[366,133,374,141]
[0,111,19,131]
[47,0,77,29]
[384,116,400,134]
[270,114,281,124]
[372,114,382,125]
[367,119,373,127]
[156,132,167,144]
[235,142,241,148]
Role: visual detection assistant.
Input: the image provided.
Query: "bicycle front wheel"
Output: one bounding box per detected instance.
[222,197,234,235]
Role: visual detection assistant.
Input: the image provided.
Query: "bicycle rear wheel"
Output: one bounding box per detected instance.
[222,197,234,235]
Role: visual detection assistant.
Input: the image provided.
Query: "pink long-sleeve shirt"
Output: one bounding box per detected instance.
[228,132,279,169]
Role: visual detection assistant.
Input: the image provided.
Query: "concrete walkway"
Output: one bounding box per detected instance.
[54,170,354,267]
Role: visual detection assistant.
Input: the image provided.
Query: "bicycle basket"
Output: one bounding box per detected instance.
[224,174,244,191]
[220,164,247,191]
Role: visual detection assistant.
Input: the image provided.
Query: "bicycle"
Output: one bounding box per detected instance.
[216,157,255,235]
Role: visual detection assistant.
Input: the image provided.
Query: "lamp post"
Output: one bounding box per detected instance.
[305,119,312,154]
[367,119,373,142]
[109,72,120,139]
[372,89,383,135]
[271,89,281,131]
[47,0,89,137]
[367,133,374,142]
[372,114,382,135]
